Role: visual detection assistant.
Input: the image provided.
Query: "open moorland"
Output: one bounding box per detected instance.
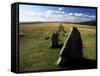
[19,22,96,72]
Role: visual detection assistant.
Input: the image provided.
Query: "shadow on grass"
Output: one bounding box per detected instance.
[50,44,63,49]
[59,58,97,70]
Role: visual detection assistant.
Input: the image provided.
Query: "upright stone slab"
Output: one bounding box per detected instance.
[50,32,59,48]
[57,27,83,66]
[59,24,65,33]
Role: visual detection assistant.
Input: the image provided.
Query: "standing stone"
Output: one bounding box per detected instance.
[50,32,59,48]
[57,27,83,66]
[59,24,66,33]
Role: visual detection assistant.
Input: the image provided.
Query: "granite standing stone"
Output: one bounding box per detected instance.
[57,27,83,66]
[59,24,65,33]
[50,32,59,48]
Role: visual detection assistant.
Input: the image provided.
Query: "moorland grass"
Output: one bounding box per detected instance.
[19,23,96,72]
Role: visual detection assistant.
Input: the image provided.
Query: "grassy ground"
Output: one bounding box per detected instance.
[19,22,96,72]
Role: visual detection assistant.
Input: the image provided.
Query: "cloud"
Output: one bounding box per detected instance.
[89,15,95,18]
[68,13,86,17]
[46,10,65,15]
[19,9,96,22]
[58,8,63,11]
[68,13,74,16]
[74,13,83,16]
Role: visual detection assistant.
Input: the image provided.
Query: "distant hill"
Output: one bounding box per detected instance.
[72,21,96,26]
[19,21,96,26]
[19,22,43,25]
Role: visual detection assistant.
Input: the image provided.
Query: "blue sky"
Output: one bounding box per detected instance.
[19,5,96,22]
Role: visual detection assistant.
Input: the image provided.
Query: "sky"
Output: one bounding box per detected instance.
[19,4,96,23]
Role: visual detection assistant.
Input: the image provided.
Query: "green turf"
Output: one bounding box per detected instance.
[19,23,96,72]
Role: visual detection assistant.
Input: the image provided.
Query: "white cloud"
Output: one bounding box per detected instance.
[46,10,65,15]
[74,13,83,16]
[68,13,74,16]
[89,15,95,18]
[58,8,63,11]
[19,9,96,22]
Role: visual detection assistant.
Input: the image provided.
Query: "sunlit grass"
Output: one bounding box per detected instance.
[19,23,96,72]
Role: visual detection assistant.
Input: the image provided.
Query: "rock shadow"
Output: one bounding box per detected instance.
[58,58,97,70]
[50,44,63,49]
